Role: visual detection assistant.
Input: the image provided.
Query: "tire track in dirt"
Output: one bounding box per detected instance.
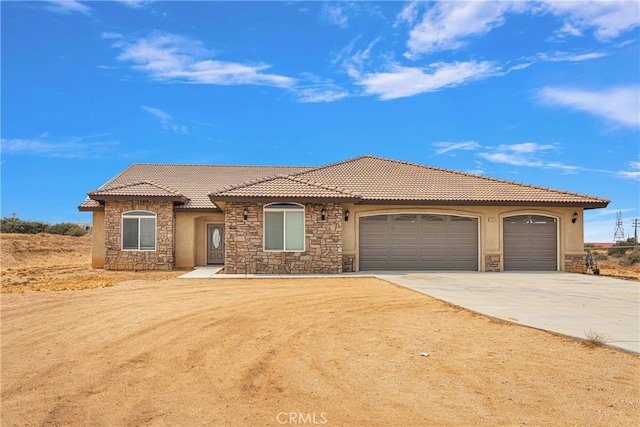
[2,278,639,426]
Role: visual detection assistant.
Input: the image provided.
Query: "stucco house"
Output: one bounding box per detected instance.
[79,155,608,274]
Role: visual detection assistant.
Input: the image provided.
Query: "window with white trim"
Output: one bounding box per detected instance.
[264,203,305,251]
[122,211,156,251]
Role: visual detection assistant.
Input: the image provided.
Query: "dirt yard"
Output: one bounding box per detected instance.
[1,233,639,426]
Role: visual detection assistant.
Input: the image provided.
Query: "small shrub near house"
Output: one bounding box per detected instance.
[620,249,640,267]
[0,217,86,236]
[608,238,636,257]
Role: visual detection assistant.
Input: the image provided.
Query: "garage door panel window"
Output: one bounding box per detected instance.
[264,204,305,252]
[122,211,156,251]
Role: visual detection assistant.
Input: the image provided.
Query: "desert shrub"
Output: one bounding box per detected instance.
[620,249,640,267]
[0,217,48,234]
[595,253,608,261]
[45,223,86,237]
[608,238,635,257]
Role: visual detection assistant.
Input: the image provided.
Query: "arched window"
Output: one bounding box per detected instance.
[264,203,305,251]
[122,211,156,251]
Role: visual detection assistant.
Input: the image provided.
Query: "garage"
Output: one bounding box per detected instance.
[359,214,478,271]
[503,215,557,271]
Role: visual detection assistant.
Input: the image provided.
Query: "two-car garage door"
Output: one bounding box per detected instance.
[359,214,478,271]
[359,213,558,271]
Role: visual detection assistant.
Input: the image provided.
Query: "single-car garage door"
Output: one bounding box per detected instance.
[359,214,478,271]
[503,215,557,271]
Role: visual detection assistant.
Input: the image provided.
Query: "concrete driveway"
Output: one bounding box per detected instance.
[374,272,640,354]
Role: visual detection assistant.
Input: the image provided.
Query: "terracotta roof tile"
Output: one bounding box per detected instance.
[287,155,609,206]
[79,156,609,211]
[80,164,311,210]
[209,175,362,201]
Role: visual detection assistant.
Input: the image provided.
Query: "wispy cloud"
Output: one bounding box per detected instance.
[400,1,521,58]
[357,60,497,100]
[398,1,639,59]
[431,141,482,157]
[321,3,349,28]
[1,134,119,158]
[530,50,609,63]
[537,86,640,127]
[115,0,152,9]
[618,161,640,180]
[477,142,560,168]
[141,106,188,134]
[110,32,296,88]
[44,0,91,15]
[543,0,640,41]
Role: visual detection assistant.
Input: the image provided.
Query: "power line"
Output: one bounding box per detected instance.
[632,218,639,247]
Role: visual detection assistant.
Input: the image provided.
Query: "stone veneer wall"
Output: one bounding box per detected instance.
[104,200,175,270]
[225,202,343,274]
[484,255,501,272]
[565,254,586,274]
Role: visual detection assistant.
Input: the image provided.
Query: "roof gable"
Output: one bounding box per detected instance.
[88,181,187,201]
[209,175,362,202]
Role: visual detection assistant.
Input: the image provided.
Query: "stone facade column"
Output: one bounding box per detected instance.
[104,200,175,270]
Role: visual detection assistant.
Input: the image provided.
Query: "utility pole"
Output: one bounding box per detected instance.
[632,219,639,248]
[613,211,625,243]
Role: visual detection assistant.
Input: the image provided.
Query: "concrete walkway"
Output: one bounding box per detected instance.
[179,269,639,354]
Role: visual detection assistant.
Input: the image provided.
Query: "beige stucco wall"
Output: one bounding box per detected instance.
[91,211,105,268]
[175,212,225,268]
[341,204,585,272]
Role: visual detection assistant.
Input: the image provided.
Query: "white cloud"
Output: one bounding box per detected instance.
[543,0,640,41]
[1,134,118,158]
[141,106,189,134]
[357,61,497,100]
[432,141,482,157]
[321,4,349,28]
[44,0,91,15]
[402,1,520,57]
[115,0,152,9]
[478,142,559,167]
[399,1,638,58]
[617,161,640,180]
[532,51,609,62]
[112,32,295,88]
[538,86,640,127]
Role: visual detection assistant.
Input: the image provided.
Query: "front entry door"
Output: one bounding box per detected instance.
[207,224,225,265]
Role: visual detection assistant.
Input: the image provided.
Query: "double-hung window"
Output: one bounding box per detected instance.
[122,211,156,251]
[264,203,304,251]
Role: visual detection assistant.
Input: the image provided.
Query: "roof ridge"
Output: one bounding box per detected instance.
[286,176,363,197]
[287,155,374,178]
[209,174,287,195]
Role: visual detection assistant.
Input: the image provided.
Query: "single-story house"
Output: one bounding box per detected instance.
[79,155,609,274]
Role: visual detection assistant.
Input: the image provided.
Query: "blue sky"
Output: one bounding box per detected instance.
[1,0,639,242]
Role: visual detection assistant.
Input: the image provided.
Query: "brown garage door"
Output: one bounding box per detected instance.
[359,214,478,271]
[503,215,557,271]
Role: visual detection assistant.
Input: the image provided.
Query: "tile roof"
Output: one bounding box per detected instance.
[209,175,362,202]
[88,181,187,201]
[79,164,311,211]
[79,155,609,211]
[287,155,609,206]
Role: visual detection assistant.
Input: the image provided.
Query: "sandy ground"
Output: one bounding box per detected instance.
[1,233,639,426]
